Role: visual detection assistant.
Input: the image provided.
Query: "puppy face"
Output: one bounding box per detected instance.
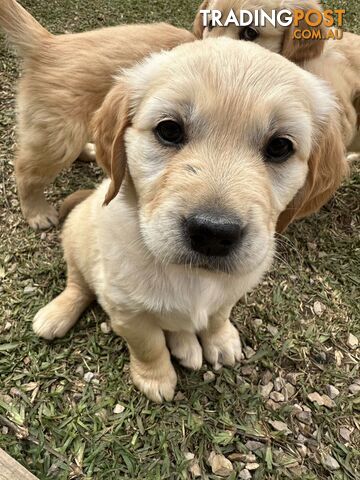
[93,39,341,274]
[194,0,326,63]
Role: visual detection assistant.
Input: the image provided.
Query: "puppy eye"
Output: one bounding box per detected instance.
[155,120,184,146]
[207,22,213,32]
[240,27,259,41]
[265,137,294,163]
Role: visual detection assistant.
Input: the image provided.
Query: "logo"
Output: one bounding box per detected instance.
[200,8,345,40]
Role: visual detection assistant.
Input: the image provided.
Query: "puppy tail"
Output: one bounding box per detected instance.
[59,190,94,222]
[0,0,52,57]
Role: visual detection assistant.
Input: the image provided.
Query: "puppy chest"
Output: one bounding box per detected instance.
[102,266,229,332]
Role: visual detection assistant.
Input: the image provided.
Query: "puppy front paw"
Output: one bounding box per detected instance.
[26,204,59,230]
[200,320,242,370]
[166,331,203,370]
[33,299,78,340]
[130,353,177,403]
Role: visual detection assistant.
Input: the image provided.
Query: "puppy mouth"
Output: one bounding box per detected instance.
[141,211,273,274]
[172,252,239,274]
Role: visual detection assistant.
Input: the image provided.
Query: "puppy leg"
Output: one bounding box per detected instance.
[15,117,87,230]
[166,331,203,370]
[112,315,177,403]
[33,265,93,340]
[199,306,242,370]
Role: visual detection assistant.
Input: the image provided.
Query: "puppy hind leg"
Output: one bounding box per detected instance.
[33,266,94,340]
[15,129,87,230]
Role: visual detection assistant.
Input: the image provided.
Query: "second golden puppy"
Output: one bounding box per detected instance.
[34,38,346,402]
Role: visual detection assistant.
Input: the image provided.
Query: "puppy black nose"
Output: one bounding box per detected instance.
[185,213,243,257]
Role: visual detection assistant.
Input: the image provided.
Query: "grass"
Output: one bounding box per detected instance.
[0,1,359,479]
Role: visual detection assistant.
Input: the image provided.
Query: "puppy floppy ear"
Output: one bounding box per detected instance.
[277,117,349,233]
[281,1,326,63]
[193,0,209,38]
[92,82,130,205]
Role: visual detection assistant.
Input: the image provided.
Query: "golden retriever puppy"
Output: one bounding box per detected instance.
[0,0,194,230]
[194,0,360,153]
[33,38,346,402]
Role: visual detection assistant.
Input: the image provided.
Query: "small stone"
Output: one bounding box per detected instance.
[241,365,254,376]
[297,434,307,444]
[245,463,259,471]
[239,469,251,480]
[284,383,296,399]
[322,454,340,471]
[229,453,253,463]
[313,301,325,316]
[308,392,335,408]
[268,420,291,435]
[259,382,274,398]
[24,285,36,294]
[2,426,9,434]
[100,322,112,334]
[285,372,298,386]
[189,460,202,478]
[270,391,285,402]
[208,452,233,477]
[267,325,278,336]
[75,365,84,376]
[261,370,273,385]
[174,391,186,401]
[253,319,263,328]
[265,399,282,411]
[296,411,312,425]
[347,333,358,349]
[228,453,245,461]
[40,232,47,240]
[113,404,125,414]
[292,404,303,414]
[245,441,263,451]
[244,454,256,463]
[339,427,351,443]
[349,384,360,394]
[243,346,256,359]
[4,321,12,331]
[84,372,95,383]
[326,385,340,399]
[322,395,335,408]
[274,377,284,392]
[203,371,215,383]
[184,452,195,461]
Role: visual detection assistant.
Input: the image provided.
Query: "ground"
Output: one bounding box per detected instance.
[0,1,359,479]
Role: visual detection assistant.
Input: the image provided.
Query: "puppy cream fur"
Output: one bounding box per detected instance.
[34,39,344,402]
